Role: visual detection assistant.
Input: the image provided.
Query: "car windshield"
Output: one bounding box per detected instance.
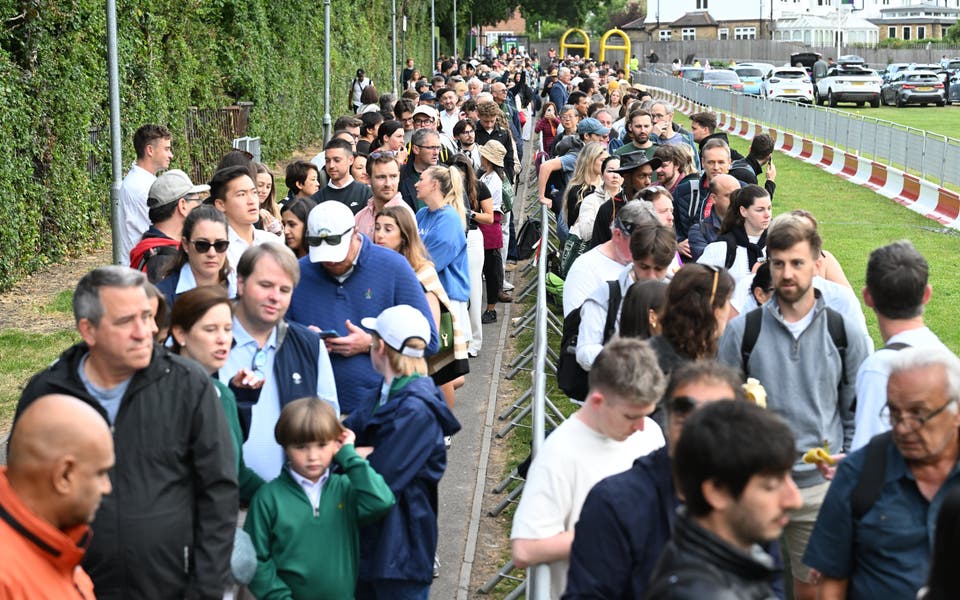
[775,71,805,79]
[905,73,940,82]
[736,68,763,78]
[681,69,703,80]
[706,71,739,83]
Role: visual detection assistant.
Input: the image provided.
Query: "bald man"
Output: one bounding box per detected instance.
[0,394,114,597]
[688,173,741,261]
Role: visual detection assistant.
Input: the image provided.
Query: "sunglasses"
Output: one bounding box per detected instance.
[191,240,230,254]
[306,225,354,247]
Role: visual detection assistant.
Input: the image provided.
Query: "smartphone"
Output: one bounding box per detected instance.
[319,329,342,339]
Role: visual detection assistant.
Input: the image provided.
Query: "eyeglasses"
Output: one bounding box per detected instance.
[190,239,230,254]
[880,398,957,432]
[413,118,434,126]
[459,129,475,135]
[417,144,442,151]
[306,225,354,247]
[614,217,636,236]
[369,150,399,159]
[251,347,267,377]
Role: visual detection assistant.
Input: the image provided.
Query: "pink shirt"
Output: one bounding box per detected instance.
[354,193,414,238]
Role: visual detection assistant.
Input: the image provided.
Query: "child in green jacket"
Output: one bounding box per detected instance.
[244,397,395,599]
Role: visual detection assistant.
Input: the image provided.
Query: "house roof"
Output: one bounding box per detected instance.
[671,11,718,27]
[621,16,648,30]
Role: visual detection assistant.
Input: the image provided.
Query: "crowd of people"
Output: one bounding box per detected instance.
[3,47,960,600]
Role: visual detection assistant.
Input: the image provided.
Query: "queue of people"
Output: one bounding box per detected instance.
[5,48,960,600]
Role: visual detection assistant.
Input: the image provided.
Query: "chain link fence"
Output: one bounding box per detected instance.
[638,72,960,188]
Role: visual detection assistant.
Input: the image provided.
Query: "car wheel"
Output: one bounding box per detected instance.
[828,90,838,107]
[896,94,904,108]
[938,100,946,107]
[870,96,880,108]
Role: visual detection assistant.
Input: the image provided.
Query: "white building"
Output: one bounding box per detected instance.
[643,0,960,25]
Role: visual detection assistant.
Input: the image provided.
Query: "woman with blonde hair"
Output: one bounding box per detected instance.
[564,141,608,230]
[413,164,471,365]
[375,206,469,409]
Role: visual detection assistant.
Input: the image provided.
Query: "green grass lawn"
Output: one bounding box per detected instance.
[837,104,960,138]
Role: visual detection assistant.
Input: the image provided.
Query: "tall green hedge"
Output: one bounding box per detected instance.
[0,0,430,290]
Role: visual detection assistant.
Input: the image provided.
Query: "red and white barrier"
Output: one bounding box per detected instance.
[651,88,960,229]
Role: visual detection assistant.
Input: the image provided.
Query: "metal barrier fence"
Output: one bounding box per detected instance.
[637,72,960,188]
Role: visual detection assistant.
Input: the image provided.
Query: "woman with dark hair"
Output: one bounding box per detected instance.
[280,196,317,258]
[168,285,264,503]
[730,260,774,315]
[697,184,772,284]
[534,102,560,152]
[156,205,233,310]
[357,111,384,156]
[647,264,735,424]
[451,153,493,356]
[618,279,668,340]
[372,120,407,164]
[283,160,320,204]
[358,83,380,114]
[920,484,960,600]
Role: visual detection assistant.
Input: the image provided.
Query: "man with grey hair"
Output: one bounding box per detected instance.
[15,265,237,599]
[399,128,442,211]
[511,337,666,599]
[466,76,484,100]
[650,100,699,170]
[805,346,960,600]
[852,240,948,450]
[222,242,338,482]
[550,66,572,108]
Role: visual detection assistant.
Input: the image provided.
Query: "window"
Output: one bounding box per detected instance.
[659,29,672,41]
[734,27,757,40]
[888,26,896,38]
[918,26,926,39]
[903,26,911,40]
[682,28,696,40]
[696,0,708,8]
[719,28,729,40]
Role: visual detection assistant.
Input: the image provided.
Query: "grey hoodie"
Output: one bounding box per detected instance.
[717,293,870,488]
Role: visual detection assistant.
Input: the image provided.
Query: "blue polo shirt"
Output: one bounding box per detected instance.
[804,438,960,600]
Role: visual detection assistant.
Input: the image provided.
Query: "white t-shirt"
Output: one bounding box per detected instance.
[562,247,625,317]
[226,225,279,273]
[510,415,664,599]
[118,163,156,266]
[852,326,948,450]
[697,241,763,286]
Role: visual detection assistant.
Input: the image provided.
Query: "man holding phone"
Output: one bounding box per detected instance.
[287,201,439,415]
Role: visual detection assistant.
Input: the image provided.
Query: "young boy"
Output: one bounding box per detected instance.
[347,305,462,599]
[244,397,395,599]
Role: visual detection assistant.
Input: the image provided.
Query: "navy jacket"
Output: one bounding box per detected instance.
[345,376,461,584]
[564,447,676,599]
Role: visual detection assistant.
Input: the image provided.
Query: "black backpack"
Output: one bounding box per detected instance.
[516,217,542,261]
[556,281,622,400]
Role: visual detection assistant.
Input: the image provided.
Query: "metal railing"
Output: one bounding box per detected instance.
[637,72,960,188]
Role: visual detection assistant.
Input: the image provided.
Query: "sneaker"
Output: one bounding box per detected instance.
[433,554,441,578]
[481,310,497,324]
[502,281,515,292]
[444,435,452,448]
[468,348,479,358]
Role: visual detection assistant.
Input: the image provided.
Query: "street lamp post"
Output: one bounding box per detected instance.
[392,0,398,95]
[107,0,123,264]
[453,0,458,58]
[323,0,331,143]
[431,0,436,72]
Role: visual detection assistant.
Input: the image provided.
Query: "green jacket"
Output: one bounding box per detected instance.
[244,444,395,599]
[212,378,265,504]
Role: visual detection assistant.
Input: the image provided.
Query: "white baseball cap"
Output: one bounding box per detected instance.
[306,201,356,263]
[361,305,431,358]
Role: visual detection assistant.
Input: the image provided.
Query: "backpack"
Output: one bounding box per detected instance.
[516,217,542,261]
[739,305,848,389]
[556,281,622,400]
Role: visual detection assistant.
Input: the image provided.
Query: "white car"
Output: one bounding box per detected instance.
[814,65,882,107]
[761,67,814,103]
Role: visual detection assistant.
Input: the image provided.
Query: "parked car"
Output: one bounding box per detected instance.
[702,69,744,92]
[838,55,867,67]
[761,67,814,103]
[737,62,776,78]
[814,65,882,107]
[948,74,960,103]
[678,67,704,82]
[881,71,946,107]
[790,51,821,71]
[733,67,765,94]
[883,63,911,83]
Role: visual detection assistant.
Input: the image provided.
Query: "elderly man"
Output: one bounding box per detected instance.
[806,347,960,600]
[399,128,443,212]
[511,338,666,599]
[687,173,740,261]
[287,201,438,415]
[0,394,114,597]
[649,100,699,170]
[16,266,237,599]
